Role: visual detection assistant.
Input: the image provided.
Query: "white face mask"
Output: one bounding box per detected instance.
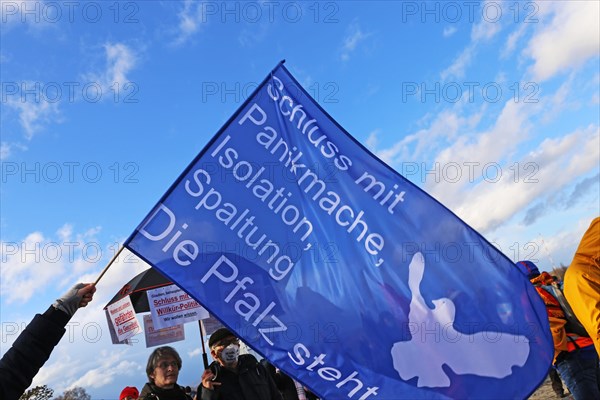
[220,344,239,365]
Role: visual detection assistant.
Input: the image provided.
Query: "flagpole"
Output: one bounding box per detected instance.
[199,320,209,369]
[94,245,125,285]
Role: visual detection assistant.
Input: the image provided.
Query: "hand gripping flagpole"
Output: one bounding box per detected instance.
[93,245,125,285]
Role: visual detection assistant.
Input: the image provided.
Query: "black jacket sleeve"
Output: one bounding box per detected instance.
[0,306,70,400]
[260,362,283,400]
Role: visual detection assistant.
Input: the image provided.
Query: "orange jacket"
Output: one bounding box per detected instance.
[530,272,594,364]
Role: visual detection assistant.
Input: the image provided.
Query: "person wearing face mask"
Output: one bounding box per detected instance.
[141,346,190,400]
[199,328,282,400]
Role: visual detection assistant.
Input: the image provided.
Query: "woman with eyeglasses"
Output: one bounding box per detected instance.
[140,346,191,400]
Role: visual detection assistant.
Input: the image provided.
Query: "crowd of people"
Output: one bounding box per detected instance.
[118,327,317,400]
[0,217,598,400]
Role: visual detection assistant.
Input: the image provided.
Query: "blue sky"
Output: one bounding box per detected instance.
[1,0,598,397]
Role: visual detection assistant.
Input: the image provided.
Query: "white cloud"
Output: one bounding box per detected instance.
[0,0,54,31]
[365,130,379,152]
[57,223,74,241]
[487,212,597,268]
[470,17,501,43]
[340,21,372,62]
[4,45,136,145]
[433,101,533,176]
[0,142,11,159]
[68,358,141,389]
[525,1,600,81]
[539,72,584,126]
[441,45,475,81]
[0,225,106,303]
[83,42,137,100]
[501,23,528,59]
[540,217,595,267]
[238,22,270,47]
[0,231,66,304]
[374,69,597,236]
[30,354,78,388]
[522,173,599,226]
[417,99,536,214]
[4,96,61,139]
[32,346,143,392]
[375,108,481,168]
[0,141,27,160]
[104,43,137,87]
[453,125,599,232]
[441,3,502,80]
[172,0,206,46]
[443,26,457,37]
[188,348,202,357]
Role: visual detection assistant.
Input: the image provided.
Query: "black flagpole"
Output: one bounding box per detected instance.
[199,320,209,369]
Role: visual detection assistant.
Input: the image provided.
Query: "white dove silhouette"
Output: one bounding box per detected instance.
[390,252,530,388]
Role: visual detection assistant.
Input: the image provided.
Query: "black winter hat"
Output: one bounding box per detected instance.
[209,327,235,347]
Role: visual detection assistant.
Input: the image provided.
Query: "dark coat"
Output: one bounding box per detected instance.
[200,354,282,400]
[262,359,319,400]
[0,306,70,400]
[140,382,190,400]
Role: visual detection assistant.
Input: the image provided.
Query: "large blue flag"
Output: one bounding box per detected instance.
[126,62,552,399]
